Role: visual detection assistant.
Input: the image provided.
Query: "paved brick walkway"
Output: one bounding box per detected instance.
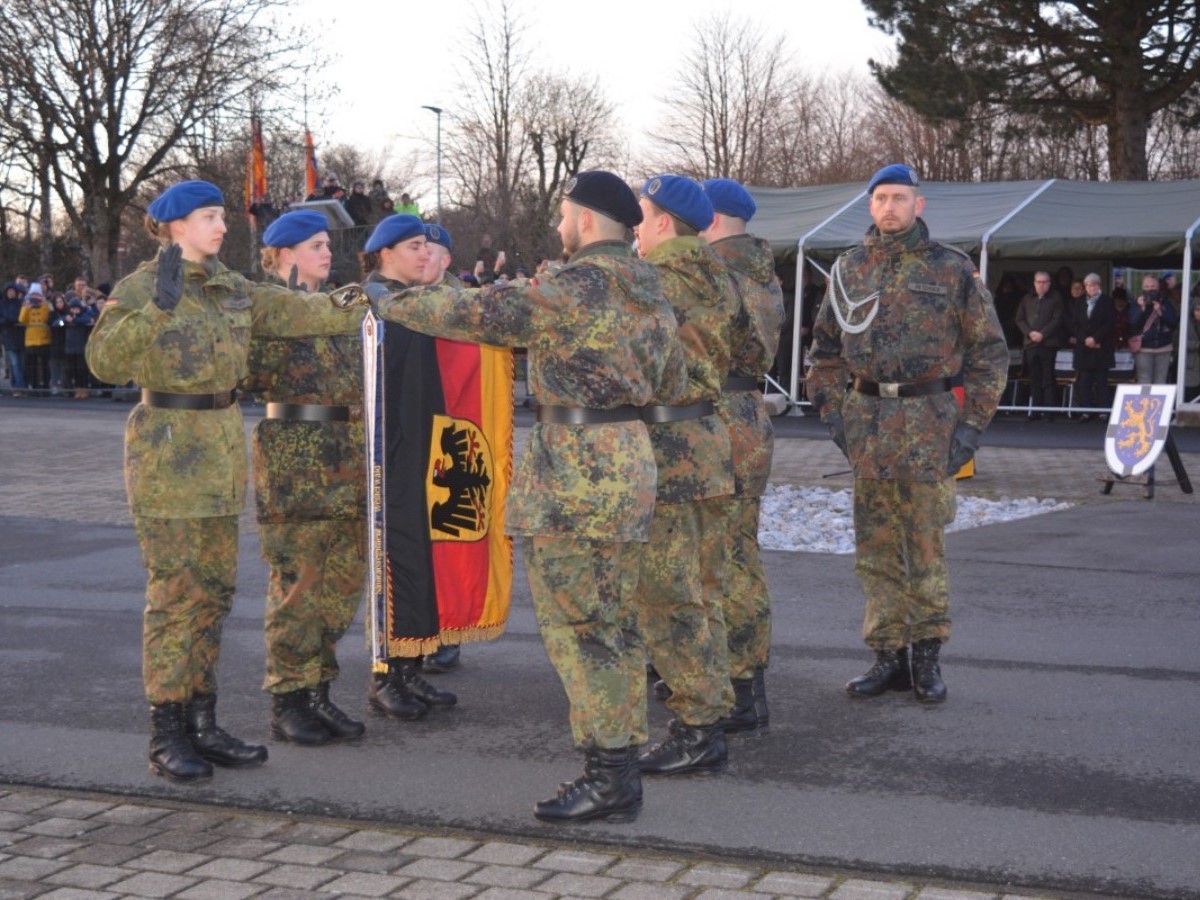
[0,787,1051,899]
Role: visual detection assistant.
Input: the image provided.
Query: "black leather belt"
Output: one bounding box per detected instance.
[641,400,715,423]
[266,402,352,422]
[723,376,758,391]
[142,389,236,410]
[852,377,953,399]
[536,404,643,425]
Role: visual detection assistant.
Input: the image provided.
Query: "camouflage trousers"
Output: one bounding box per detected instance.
[721,495,771,678]
[636,496,734,725]
[852,477,957,649]
[260,518,366,694]
[134,515,238,704]
[523,536,647,750]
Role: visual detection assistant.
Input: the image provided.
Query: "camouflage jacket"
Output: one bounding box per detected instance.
[643,236,736,504]
[245,280,366,523]
[86,252,361,518]
[373,240,687,541]
[808,219,1008,481]
[709,234,785,497]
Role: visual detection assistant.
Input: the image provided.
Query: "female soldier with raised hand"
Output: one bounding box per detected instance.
[86,181,361,783]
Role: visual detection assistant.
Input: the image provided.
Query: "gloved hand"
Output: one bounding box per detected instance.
[152,243,183,312]
[287,265,300,291]
[363,281,390,305]
[823,411,849,461]
[948,424,982,472]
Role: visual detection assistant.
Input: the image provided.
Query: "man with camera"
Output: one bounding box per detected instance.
[1130,274,1179,385]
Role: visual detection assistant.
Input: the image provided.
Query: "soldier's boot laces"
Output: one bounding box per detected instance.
[846,647,912,697]
[396,661,457,708]
[638,719,728,776]
[270,689,332,746]
[715,677,762,736]
[368,670,428,721]
[309,681,365,739]
[911,638,948,703]
[186,693,269,767]
[148,702,213,783]
[534,746,643,824]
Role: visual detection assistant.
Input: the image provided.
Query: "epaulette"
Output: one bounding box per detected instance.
[937,242,974,263]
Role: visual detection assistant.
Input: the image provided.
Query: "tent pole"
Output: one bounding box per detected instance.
[1177,213,1200,408]
[978,179,1057,287]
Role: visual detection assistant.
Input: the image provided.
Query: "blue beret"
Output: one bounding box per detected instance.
[365,214,425,252]
[641,174,714,233]
[262,211,329,248]
[563,170,642,228]
[424,224,453,252]
[147,180,225,222]
[702,178,756,222]
[867,164,920,194]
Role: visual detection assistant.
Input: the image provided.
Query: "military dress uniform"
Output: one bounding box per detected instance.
[637,234,738,761]
[86,248,360,779]
[709,233,784,731]
[245,283,367,744]
[808,216,1007,698]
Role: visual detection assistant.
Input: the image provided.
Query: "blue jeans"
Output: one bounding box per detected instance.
[2,347,25,389]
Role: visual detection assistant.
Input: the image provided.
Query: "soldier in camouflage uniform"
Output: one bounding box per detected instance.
[632,174,737,775]
[700,179,784,736]
[807,165,1008,704]
[365,171,686,824]
[86,181,362,782]
[247,210,367,747]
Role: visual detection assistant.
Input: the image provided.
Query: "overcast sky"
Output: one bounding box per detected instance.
[299,0,893,193]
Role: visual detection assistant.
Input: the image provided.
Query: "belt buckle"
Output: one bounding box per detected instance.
[879,382,900,399]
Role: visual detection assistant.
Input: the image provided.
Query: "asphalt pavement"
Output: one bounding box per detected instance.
[1,397,1199,899]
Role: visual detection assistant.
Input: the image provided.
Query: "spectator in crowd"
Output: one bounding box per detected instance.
[344,182,372,226]
[248,195,281,229]
[368,180,392,223]
[1,282,26,393]
[1069,273,1115,420]
[1185,295,1200,402]
[1068,278,1085,304]
[308,173,345,203]
[474,234,498,285]
[1054,265,1074,302]
[18,282,51,390]
[1162,271,1183,306]
[1130,274,1179,384]
[395,192,420,216]
[64,296,96,398]
[992,274,1025,347]
[48,293,69,395]
[1015,271,1066,419]
[1111,286,1132,349]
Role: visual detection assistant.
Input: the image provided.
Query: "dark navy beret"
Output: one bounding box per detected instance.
[563,170,642,228]
[867,164,920,194]
[365,214,425,252]
[262,211,329,248]
[702,178,756,222]
[147,180,225,222]
[424,224,453,251]
[641,174,714,232]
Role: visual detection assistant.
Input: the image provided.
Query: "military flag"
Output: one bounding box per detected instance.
[363,312,513,670]
[304,128,319,198]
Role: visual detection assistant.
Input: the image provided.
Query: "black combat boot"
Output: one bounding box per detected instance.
[638,719,727,776]
[910,638,948,703]
[714,678,760,736]
[309,681,365,739]
[845,647,912,697]
[534,746,643,824]
[185,693,269,768]
[270,689,331,746]
[395,660,457,708]
[421,644,461,673]
[751,666,770,732]
[367,669,428,721]
[148,703,213,783]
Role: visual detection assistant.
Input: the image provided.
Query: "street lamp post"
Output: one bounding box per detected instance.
[421,105,443,222]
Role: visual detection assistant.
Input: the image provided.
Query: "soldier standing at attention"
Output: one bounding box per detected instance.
[86,181,361,782]
[633,174,738,775]
[699,178,784,735]
[808,164,1008,703]
[249,210,367,746]
[365,171,686,824]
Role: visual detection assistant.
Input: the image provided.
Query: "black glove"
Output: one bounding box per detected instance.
[287,265,300,291]
[948,424,982,472]
[152,243,183,312]
[823,411,849,461]
[363,281,390,306]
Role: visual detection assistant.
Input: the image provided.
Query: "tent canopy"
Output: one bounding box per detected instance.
[749,179,1200,264]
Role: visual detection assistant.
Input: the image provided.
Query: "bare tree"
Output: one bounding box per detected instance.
[0,0,314,284]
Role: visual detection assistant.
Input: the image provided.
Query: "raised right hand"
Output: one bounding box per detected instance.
[152,244,184,312]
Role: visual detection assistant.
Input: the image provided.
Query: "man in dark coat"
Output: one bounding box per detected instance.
[1069,273,1115,420]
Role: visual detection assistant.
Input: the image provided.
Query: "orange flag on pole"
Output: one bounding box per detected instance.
[304,128,319,198]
